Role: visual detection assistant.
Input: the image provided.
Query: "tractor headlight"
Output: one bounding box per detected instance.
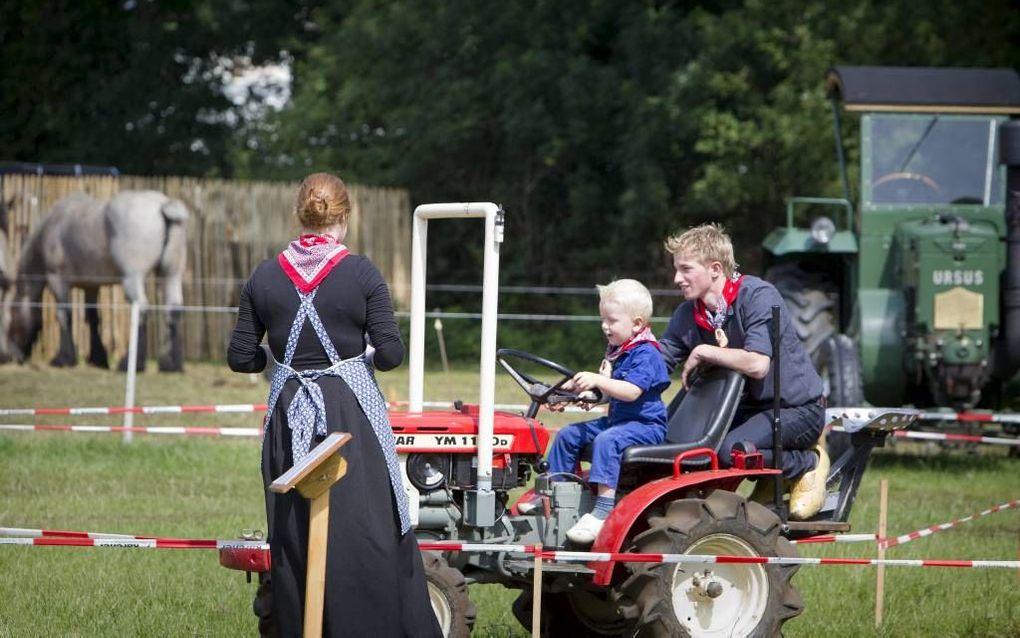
[406,453,449,491]
[810,216,836,245]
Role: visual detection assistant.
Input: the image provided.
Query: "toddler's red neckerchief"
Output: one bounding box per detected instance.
[693,274,744,345]
[604,326,660,363]
[278,233,350,293]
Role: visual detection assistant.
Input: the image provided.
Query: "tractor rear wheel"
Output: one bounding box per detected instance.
[615,490,803,637]
[766,262,837,365]
[422,551,476,638]
[819,334,865,460]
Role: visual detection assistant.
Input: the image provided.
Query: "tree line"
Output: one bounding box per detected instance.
[3,0,1017,294]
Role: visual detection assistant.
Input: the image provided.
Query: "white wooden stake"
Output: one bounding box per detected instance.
[875,479,888,627]
[122,301,140,443]
[531,544,543,638]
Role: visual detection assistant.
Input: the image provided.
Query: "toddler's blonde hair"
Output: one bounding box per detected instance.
[597,279,654,323]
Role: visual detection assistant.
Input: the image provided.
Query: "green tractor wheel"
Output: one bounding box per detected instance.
[818,334,865,460]
[765,263,837,366]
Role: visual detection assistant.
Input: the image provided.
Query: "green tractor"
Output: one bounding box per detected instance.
[763,66,1020,424]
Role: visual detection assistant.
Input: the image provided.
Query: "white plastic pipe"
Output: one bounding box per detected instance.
[408,202,503,493]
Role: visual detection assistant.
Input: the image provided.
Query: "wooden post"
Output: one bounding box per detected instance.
[875,479,888,628]
[531,544,543,638]
[270,432,353,638]
[434,312,450,377]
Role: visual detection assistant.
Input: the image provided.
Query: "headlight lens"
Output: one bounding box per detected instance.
[406,453,449,491]
[810,216,837,244]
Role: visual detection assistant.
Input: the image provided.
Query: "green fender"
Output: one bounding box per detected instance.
[857,288,906,405]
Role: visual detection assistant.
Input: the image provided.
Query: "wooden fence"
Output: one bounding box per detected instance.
[0,174,410,366]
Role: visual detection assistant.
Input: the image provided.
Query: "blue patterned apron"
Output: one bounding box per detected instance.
[264,287,411,534]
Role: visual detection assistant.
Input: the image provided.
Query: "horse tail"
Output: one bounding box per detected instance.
[156,198,188,304]
[160,198,189,225]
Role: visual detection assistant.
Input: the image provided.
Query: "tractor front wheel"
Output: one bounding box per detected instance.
[422,551,476,638]
[615,490,802,637]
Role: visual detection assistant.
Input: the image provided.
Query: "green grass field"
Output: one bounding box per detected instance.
[1,361,1018,637]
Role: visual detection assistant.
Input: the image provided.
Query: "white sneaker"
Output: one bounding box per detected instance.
[566,513,605,544]
[516,495,542,514]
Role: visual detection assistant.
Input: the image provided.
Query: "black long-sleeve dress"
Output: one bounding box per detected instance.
[228,254,441,637]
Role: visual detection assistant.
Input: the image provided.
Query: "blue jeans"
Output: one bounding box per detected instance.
[548,417,667,489]
[719,402,825,479]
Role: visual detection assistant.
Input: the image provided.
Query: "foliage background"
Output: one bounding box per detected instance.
[2,0,1019,365]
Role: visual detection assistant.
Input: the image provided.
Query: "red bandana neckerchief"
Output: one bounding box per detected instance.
[278,233,350,293]
[604,326,661,363]
[693,274,745,333]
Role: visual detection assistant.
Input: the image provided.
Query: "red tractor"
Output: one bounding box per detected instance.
[221,203,911,636]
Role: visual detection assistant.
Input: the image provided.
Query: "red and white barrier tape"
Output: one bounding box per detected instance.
[0,526,156,539]
[791,533,877,545]
[0,424,260,436]
[0,403,267,416]
[918,411,1020,425]
[831,424,1018,446]
[0,400,602,418]
[4,536,1015,569]
[7,403,1020,422]
[0,537,267,550]
[891,430,1019,446]
[880,499,1019,549]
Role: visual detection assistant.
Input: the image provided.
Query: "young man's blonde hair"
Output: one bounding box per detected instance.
[664,223,738,277]
[597,279,654,323]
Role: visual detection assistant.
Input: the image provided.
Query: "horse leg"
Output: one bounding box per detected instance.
[84,287,109,369]
[156,212,187,373]
[48,276,77,367]
[117,274,148,372]
[157,274,184,372]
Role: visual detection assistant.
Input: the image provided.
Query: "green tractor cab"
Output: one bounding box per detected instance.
[763,66,1020,414]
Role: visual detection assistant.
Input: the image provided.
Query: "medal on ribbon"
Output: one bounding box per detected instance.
[714,327,729,348]
[707,298,729,348]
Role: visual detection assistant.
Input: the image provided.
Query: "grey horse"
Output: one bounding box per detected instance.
[0,197,12,362]
[6,190,188,371]
[0,197,10,290]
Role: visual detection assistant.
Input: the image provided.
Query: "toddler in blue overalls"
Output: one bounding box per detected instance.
[542,279,670,544]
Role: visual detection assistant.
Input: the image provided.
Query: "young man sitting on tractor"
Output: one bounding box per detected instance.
[520,278,671,543]
[659,224,829,519]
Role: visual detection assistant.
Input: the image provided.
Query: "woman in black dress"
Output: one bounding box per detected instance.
[228,172,441,637]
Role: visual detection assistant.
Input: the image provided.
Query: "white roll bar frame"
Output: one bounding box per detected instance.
[408,203,504,496]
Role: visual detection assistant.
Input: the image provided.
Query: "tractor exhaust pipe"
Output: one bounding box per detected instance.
[993,120,1020,380]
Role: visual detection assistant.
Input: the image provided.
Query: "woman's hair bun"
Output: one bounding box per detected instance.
[295,173,351,228]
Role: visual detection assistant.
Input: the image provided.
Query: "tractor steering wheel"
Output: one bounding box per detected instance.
[872,171,943,201]
[496,348,601,416]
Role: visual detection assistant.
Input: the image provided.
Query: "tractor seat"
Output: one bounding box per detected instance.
[620,366,745,473]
